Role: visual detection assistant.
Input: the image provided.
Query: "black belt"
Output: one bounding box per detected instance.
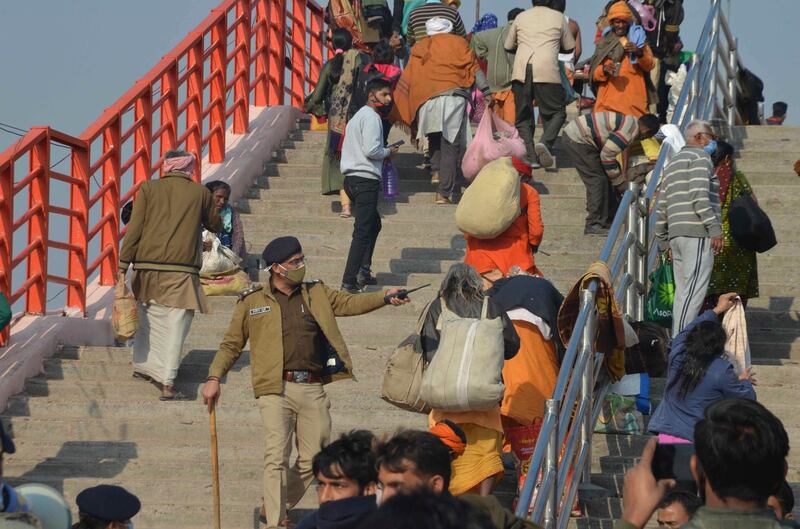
[283,370,322,384]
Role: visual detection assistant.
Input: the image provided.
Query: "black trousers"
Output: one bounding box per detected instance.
[428,127,465,199]
[342,175,382,285]
[563,137,617,229]
[512,65,567,161]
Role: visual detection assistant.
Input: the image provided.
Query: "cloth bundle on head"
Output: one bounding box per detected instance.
[430,420,467,457]
[262,236,302,267]
[162,152,196,175]
[426,16,454,36]
[472,13,498,34]
[607,1,634,22]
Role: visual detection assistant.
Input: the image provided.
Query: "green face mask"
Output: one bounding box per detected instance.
[279,264,306,284]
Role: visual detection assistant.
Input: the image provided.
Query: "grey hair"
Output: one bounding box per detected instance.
[164,149,191,159]
[438,263,484,318]
[684,120,712,141]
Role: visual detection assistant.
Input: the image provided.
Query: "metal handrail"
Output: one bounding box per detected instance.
[516,1,745,525]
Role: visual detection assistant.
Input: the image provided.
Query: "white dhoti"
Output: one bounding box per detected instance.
[132,301,194,386]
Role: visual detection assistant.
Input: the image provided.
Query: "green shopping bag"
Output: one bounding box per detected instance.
[645,253,675,327]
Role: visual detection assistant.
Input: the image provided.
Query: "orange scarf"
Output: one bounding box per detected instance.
[393,34,479,127]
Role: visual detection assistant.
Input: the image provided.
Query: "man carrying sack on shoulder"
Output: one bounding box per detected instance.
[201,236,409,528]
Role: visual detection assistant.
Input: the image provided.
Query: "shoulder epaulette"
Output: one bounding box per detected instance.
[237,284,264,302]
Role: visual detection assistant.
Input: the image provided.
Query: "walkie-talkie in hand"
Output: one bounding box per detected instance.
[384,283,431,304]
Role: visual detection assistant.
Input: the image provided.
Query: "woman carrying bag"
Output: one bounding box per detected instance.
[304,28,371,218]
[702,141,759,309]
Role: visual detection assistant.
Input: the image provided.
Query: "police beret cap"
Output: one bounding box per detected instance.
[262,236,302,266]
[76,485,141,522]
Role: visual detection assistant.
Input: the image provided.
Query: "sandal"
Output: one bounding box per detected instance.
[339,205,352,218]
[159,386,189,401]
[132,372,152,382]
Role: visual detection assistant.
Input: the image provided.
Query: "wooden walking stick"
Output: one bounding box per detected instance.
[210,404,221,529]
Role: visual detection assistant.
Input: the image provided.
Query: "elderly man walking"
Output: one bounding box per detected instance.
[119,150,221,400]
[504,0,575,168]
[655,120,723,336]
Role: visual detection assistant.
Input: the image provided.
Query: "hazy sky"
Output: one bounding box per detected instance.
[0,0,795,153]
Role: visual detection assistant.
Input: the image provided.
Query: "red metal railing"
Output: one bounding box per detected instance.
[0,0,328,344]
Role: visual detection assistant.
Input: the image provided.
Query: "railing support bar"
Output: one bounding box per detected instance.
[543,399,559,529]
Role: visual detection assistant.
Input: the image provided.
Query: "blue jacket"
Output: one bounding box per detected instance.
[296,494,377,529]
[648,310,756,441]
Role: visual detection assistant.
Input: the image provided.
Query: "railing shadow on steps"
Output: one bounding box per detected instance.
[515,1,749,527]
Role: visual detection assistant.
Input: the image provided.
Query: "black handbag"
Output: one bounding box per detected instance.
[728,192,777,253]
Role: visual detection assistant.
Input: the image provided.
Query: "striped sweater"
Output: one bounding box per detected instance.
[406,4,467,46]
[654,146,722,249]
[563,112,639,184]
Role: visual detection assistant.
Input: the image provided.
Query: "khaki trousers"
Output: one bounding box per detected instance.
[257,382,332,526]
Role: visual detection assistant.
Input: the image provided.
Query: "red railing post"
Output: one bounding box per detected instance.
[254,0,269,107]
[160,64,179,168]
[267,0,286,106]
[209,12,227,163]
[309,4,324,91]
[0,155,13,344]
[100,118,121,287]
[26,130,50,314]
[134,86,153,186]
[234,0,252,132]
[290,0,307,108]
[66,146,89,313]
[186,38,204,181]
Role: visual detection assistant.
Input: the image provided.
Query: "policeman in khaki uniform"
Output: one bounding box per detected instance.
[202,236,409,528]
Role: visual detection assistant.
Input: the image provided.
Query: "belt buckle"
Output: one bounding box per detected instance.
[294,371,310,383]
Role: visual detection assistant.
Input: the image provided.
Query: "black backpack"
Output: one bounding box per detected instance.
[350,64,389,113]
[729,193,777,253]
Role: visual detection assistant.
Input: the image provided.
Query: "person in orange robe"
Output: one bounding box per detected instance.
[591,1,655,117]
[464,157,544,277]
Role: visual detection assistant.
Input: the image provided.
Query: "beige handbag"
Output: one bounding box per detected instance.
[419,297,506,412]
[380,303,432,414]
[112,275,138,342]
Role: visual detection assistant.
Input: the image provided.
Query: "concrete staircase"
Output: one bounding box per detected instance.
[1,123,797,528]
[577,125,800,528]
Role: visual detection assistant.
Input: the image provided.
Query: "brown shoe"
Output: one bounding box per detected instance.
[431,171,440,185]
[435,193,452,205]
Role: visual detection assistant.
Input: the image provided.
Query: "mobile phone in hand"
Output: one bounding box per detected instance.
[652,443,697,493]
[388,140,405,149]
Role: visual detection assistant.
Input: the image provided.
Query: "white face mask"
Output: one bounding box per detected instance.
[375,488,383,506]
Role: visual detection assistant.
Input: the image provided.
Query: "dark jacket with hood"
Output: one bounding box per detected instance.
[296,495,377,529]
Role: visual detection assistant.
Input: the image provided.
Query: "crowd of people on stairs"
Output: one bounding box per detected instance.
[2,1,795,529]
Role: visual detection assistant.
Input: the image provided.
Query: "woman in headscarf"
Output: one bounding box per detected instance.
[703,141,759,309]
[394,17,489,204]
[203,181,246,260]
[420,263,520,496]
[589,1,655,117]
[304,28,371,218]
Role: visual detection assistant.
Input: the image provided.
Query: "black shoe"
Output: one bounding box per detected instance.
[357,269,378,287]
[584,225,609,236]
[340,283,364,294]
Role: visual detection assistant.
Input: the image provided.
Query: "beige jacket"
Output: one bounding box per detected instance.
[208,281,389,398]
[119,172,222,274]
[504,6,575,84]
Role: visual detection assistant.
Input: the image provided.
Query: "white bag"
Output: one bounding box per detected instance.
[455,157,521,239]
[419,297,505,411]
[200,230,241,277]
[722,299,750,375]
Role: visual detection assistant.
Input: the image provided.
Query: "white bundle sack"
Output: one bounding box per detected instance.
[721,298,751,375]
[200,230,242,277]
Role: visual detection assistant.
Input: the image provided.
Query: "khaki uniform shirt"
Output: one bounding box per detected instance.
[208,281,388,398]
[272,282,324,372]
[504,6,575,85]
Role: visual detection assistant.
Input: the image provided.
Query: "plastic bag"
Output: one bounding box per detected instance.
[468,87,487,125]
[594,393,645,435]
[461,108,527,182]
[382,159,399,200]
[112,275,138,341]
[722,299,751,375]
[200,231,242,278]
[645,254,675,327]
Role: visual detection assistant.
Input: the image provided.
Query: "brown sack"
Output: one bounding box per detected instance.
[112,275,138,341]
